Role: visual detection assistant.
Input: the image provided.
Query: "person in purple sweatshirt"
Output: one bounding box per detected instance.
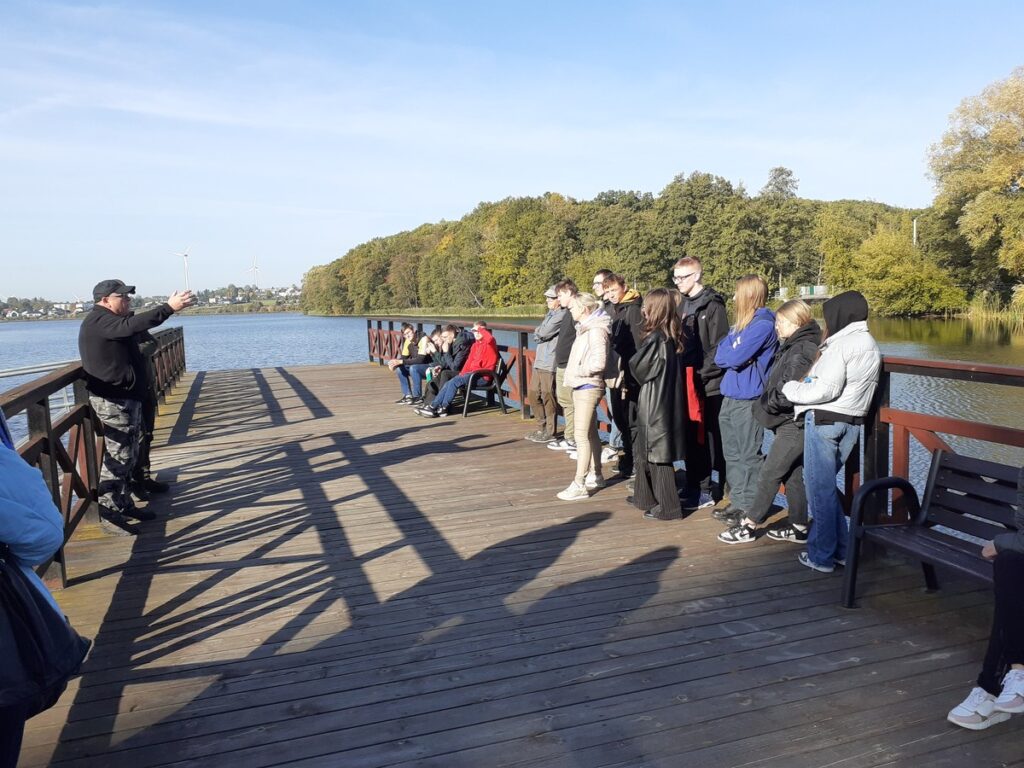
[713,275,778,526]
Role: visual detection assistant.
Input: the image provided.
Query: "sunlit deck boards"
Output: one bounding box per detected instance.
[21,363,1024,767]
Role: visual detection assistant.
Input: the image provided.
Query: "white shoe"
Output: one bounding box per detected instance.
[947,686,1012,730]
[547,439,574,452]
[567,450,578,460]
[584,473,606,490]
[995,669,1024,713]
[556,481,590,501]
[600,446,618,463]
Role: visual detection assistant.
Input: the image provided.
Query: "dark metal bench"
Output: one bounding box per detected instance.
[460,356,510,417]
[842,449,1019,608]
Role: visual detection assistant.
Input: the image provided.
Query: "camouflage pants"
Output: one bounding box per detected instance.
[90,395,142,515]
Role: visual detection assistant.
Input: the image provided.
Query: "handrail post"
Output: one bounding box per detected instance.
[366,318,373,362]
[518,330,530,420]
[863,368,891,522]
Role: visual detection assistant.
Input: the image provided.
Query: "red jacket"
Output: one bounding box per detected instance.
[460,329,499,374]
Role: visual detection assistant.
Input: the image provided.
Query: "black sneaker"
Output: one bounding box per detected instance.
[416,406,440,419]
[718,523,757,544]
[395,395,413,405]
[144,478,170,493]
[409,397,424,406]
[124,506,156,521]
[99,510,139,536]
[766,524,809,543]
[712,505,741,521]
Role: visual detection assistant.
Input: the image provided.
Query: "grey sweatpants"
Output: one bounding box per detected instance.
[719,396,764,513]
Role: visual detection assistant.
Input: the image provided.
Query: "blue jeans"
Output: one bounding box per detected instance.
[433,373,474,411]
[394,364,430,397]
[606,385,623,449]
[803,411,860,567]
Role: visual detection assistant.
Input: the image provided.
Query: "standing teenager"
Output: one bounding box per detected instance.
[781,290,881,573]
[713,275,778,526]
[628,288,687,520]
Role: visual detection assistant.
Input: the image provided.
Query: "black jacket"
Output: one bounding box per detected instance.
[753,320,822,429]
[554,309,576,368]
[438,331,473,372]
[678,287,729,396]
[610,292,644,391]
[79,304,176,400]
[629,329,687,464]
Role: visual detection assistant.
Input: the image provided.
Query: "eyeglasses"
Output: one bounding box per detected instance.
[672,273,697,283]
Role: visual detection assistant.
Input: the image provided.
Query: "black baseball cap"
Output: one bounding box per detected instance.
[92,279,136,301]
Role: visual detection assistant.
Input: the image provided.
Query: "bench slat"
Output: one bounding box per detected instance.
[928,487,1018,528]
[940,452,1021,484]
[935,468,1018,506]
[863,525,993,583]
[926,505,1012,541]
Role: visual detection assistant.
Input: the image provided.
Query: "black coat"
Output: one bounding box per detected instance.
[629,329,687,464]
[678,286,729,396]
[753,320,822,429]
[610,293,644,392]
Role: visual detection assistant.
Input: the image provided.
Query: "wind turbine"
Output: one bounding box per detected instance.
[248,255,260,293]
[177,248,191,291]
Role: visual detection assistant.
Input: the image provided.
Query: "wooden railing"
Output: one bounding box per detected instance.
[366,316,606,428]
[863,356,1024,521]
[368,318,1024,513]
[0,326,187,587]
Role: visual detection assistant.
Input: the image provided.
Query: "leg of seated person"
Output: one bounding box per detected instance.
[408,364,430,398]
[978,550,1024,695]
[394,366,412,397]
[431,373,471,413]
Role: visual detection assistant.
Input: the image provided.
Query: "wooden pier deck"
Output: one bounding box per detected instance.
[21,363,1024,767]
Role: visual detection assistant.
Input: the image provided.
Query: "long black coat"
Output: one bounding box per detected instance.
[629,329,686,465]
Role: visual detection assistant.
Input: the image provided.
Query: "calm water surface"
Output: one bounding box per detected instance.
[2,313,1022,473]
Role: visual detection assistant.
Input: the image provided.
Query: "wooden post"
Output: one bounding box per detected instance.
[520,331,528,423]
[27,396,67,587]
[862,368,891,522]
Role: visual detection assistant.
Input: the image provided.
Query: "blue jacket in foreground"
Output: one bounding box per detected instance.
[0,444,65,614]
[714,307,778,400]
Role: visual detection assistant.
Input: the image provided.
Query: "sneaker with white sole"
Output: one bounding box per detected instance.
[718,523,757,544]
[995,669,1024,713]
[948,686,1012,730]
[600,446,618,463]
[798,551,834,573]
[567,450,578,460]
[547,439,574,452]
[556,481,590,501]
[584,473,606,490]
[681,491,715,511]
[766,524,809,543]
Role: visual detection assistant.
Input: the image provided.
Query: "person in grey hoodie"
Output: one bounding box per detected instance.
[946,467,1024,730]
[526,286,566,443]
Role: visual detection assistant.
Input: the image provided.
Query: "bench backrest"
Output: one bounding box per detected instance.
[922,449,1019,540]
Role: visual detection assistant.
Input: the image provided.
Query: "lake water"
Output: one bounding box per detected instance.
[2,312,1022,478]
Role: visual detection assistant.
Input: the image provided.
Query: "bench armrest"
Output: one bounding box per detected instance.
[850,476,923,531]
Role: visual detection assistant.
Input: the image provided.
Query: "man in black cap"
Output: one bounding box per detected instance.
[79,279,195,535]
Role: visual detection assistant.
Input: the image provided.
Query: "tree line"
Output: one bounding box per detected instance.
[301,69,1023,318]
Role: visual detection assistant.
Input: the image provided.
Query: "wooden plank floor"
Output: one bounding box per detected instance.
[20,363,1024,767]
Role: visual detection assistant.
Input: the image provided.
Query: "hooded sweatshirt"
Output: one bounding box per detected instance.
[753,319,822,429]
[679,287,729,396]
[608,289,644,385]
[460,328,500,375]
[781,291,882,421]
[533,306,567,372]
[714,306,778,400]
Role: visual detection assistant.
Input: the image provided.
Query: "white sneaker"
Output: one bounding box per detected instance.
[585,473,606,490]
[995,669,1024,713]
[600,446,618,463]
[947,686,1012,730]
[567,450,578,460]
[547,439,574,452]
[556,481,590,501]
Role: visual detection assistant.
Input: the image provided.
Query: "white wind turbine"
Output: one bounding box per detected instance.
[248,255,260,293]
[176,248,191,291]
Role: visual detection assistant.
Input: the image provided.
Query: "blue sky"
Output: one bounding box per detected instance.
[1,1,1022,299]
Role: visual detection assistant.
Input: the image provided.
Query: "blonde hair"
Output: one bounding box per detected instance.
[775,299,812,328]
[573,293,601,314]
[733,274,769,331]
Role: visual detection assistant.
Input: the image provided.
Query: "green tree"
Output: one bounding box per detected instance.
[929,67,1024,278]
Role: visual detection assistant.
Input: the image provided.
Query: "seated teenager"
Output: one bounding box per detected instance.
[416,325,499,418]
[386,323,436,405]
[424,325,473,404]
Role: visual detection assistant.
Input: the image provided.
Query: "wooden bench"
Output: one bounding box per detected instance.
[842,449,1019,608]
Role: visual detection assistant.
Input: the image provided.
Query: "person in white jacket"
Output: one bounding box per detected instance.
[781,291,881,573]
[557,294,611,501]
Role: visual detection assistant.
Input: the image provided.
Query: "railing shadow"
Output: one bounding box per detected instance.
[33,366,679,767]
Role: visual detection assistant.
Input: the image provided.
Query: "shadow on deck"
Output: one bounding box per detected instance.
[21,363,1024,767]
